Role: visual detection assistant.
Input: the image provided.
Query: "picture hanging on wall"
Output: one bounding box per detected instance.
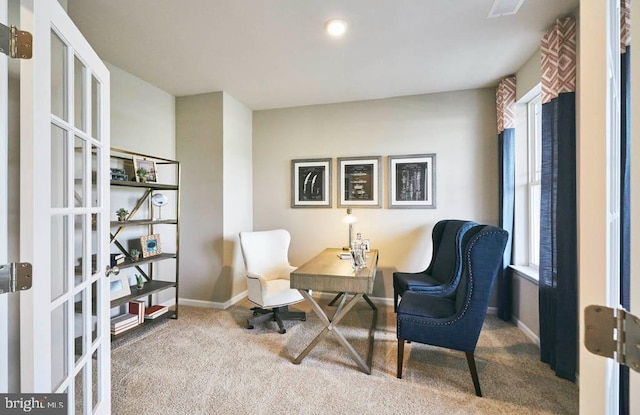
[291,158,332,208]
[337,156,382,208]
[388,154,436,209]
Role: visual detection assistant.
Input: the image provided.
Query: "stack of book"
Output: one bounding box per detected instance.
[128,300,146,324]
[110,253,126,266]
[144,305,168,320]
[110,313,139,335]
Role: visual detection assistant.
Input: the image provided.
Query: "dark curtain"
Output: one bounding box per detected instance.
[619,45,631,415]
[498,128,515,321]
[539,92,577,382]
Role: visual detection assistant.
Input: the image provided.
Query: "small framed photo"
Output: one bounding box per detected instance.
[388,154,436,209]
[140,234,162,258]
[110,273,131,301]
[133,157,158,183]
[291,158,332,208]
[338,156,382,208]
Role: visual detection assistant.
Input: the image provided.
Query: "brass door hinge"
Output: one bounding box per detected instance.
[585,305,640,373]
[0,22,32,59]
[0,262,32,294]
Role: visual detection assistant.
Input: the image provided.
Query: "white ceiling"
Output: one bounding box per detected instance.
[67,0,578,110]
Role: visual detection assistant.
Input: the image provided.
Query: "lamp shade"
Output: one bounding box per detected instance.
[342,208,357,224]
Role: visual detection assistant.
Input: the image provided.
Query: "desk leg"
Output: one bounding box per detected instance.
[293,290,376,374]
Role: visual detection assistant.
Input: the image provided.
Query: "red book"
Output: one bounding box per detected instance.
[129,300,145,324]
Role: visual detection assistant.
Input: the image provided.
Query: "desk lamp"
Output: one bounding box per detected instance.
[342,208,357,250]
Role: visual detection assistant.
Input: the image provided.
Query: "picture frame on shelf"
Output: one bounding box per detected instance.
[291,158,332,208]
[132,157,158,183]
[140,234,162,258]
[388,153,436,209]
[337,156,382,208]
[110,273,131,301]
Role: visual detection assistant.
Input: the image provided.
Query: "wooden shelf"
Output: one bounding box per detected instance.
[111,309,177,340]
[111,280,177,308]
[110,219,178,227]
[117,253,176,270]
[110,180,178,191]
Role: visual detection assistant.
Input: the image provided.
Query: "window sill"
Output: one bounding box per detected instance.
[509,265,539,285]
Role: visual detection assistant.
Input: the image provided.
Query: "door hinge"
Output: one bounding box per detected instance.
[0,22,33,59]
[0,262,32,295]
[585,305,640,373]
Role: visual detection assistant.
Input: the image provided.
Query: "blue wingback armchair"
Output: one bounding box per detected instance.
[393,219,477,311]
[396,224,508,397]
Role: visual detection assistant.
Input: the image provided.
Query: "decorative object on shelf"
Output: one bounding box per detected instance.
[291,158,332,208]
[151,193,169,219]
[110,273,131,301]
[135,274,145,290]
[341,208,357,250]
[129,248,140,261]
[388,153,437,209]
[133,157,158,183]
[337,156,382,208]
[140,234,162,258]
[110,167,128,181]
[116,208,129,222]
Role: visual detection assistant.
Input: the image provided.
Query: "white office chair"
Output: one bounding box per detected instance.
[239,229,306,334]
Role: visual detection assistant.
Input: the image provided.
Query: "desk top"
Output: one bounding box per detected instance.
[290,248,379,294]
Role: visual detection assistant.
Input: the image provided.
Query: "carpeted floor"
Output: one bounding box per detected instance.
[111,299,578,415]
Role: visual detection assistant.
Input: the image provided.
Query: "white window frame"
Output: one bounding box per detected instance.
[527,94,542,270]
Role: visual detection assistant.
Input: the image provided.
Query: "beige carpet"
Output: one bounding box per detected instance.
[111,299,578,415]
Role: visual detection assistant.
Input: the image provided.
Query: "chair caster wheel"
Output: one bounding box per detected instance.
[301,318,306,321]
[253,312,258,316]
[247,322,254,329]
[279,329,286,334]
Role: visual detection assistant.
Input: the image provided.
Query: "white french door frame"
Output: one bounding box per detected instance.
[0,0,9,393]
[629,0,640,413]
[19,1,111,413]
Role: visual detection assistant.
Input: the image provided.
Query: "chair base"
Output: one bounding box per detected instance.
[397,339,482,397]
[247,306,306,334]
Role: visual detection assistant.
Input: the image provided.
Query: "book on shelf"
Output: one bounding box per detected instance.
[110,253,126,266]
[110,313,138,329]
[129,300,145,324]
[111,320,138,335]
[144,305,168,320]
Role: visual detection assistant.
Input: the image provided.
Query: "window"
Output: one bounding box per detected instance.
[527,95,542,269]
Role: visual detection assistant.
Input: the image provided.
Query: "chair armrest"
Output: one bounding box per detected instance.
[247,272,267,283]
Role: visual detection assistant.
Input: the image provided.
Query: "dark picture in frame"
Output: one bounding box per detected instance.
[388,154,436,209]
[338,156,382,208]
[291,158,332,208]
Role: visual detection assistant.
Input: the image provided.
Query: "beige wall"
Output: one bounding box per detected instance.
[107,62,177,305]
[176,92,253,305]
[516,49,541,102]
[176,92,224,302]
[253,89,499,299]
[222,93,253,298]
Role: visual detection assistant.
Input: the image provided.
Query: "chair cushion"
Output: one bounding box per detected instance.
[256,278,304,308]
[393,271,442,292]
[430,221,463,281]
[397,290,456,320]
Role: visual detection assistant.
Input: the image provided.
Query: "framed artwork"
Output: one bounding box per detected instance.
[133,157,158,183]
[388,154,436,209]
[337,156,382,208]
[140,234,162,258]
[291,158,332,208]
[110,273,131,301]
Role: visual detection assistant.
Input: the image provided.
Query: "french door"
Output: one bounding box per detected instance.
[0,0,9,393]
[15,1,111,414]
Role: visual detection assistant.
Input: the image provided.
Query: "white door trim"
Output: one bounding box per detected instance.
[0,0,9,394]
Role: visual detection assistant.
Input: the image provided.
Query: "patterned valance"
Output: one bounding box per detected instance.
[496,76,516,134]
[622,0,631,51]
[541,17,577,104]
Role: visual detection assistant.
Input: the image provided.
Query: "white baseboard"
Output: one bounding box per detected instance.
[179,291,248,310]
[487,306,498,315]
[512,316,540,347]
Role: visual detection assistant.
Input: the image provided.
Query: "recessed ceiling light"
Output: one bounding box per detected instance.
[325,19,348,37]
